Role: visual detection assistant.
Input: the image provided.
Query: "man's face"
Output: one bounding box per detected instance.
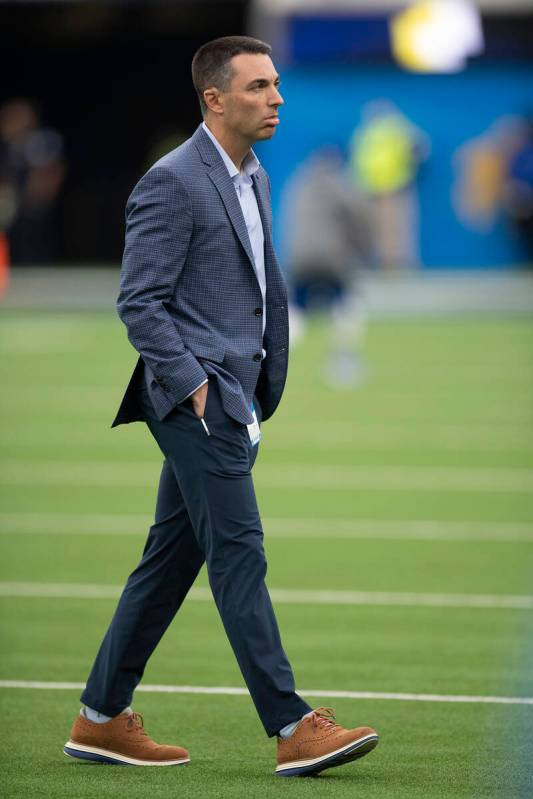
[217,53,284,143]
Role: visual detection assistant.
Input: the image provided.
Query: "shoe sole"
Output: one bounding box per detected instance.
[63,740,190,767]
[275,733,379,777]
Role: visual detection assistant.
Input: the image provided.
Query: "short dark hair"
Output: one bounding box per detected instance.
[192,35,272,117]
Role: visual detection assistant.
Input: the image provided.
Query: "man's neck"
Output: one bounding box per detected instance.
[203,118,251,172]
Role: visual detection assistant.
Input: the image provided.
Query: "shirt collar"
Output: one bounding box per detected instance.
[202,121,260,180]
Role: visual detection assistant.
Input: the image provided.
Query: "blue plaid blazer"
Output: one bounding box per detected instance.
[112,124,289,428]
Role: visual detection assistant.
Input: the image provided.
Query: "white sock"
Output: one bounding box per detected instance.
[278,711,313,739]
[82,705,132,724]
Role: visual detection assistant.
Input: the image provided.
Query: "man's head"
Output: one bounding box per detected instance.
[192,36,283,145]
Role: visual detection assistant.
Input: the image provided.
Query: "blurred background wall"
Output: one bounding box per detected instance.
[251,0,533,270]
[0,0,532,270]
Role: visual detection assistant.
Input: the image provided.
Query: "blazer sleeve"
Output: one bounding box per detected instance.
[117,166,207,405]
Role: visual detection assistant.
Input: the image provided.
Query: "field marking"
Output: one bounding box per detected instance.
[0,680,531,706]
[4,380,532,408]
[3,460,533,492]
[2,435,531,454]
[272,433,533,453]
[3,385,533,400]
[260,465,533,493]
[2,424,532,453]
[1,582,532,610]
[2,409,532,452]
[1,512,533,543]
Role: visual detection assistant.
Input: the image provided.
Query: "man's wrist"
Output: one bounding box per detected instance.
[182,379,208,401]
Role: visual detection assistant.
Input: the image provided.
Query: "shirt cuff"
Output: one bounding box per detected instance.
[182,378,208,401]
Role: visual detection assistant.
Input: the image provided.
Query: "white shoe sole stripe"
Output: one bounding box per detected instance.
[64,740,189,766]
[276,734,378,772]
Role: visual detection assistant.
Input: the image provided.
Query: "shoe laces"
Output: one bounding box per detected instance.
[126,712,148,737]
[310,707,338,730]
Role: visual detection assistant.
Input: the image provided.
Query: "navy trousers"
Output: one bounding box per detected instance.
[81,376,311,736]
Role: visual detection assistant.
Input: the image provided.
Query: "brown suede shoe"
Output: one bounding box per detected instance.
[64,710,190,766]
[276,707,378,777]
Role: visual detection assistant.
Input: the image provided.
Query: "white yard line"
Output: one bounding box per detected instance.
[2,461,533,492]
[0,680,531,706]
[259,465,533,493]
[1,582,532,609]
[0,512,151,535]
[3,385,532,400]
[2,425,531,452]
[266,518,533,542]
[1,512,533,542]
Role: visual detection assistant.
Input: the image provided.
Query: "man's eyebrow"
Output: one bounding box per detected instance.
[245,75,281,88]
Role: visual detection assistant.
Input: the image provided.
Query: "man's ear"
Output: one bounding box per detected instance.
[203,87,224,116]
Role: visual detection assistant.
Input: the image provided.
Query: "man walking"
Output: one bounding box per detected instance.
[64,36,378,777]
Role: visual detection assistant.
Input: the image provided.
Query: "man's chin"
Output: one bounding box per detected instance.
[257,126,277,140]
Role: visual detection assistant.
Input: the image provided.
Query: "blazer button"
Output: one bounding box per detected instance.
[253,353,262,362]
[254,307,263,316]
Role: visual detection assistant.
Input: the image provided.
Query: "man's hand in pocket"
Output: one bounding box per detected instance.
[191,382,208,418]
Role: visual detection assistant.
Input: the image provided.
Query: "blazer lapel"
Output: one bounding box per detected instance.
[252,172,271,242]
[193,125,255,269]
[252,172,286,298]
[207,163,255,268]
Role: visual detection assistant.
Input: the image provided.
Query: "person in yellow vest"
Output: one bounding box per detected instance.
[349,100,430,270]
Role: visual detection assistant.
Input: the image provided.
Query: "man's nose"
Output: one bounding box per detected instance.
[269,87,284,107]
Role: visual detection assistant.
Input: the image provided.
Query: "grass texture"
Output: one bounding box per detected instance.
[0,309,532,798]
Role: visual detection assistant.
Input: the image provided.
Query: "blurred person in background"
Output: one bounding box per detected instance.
[62,36,379,777]
[349,99,429,270]
[503,114,533,261]
[0,98,65,265]
[282,146,372,387]
[0,133,16,293]
[452,115,526,234]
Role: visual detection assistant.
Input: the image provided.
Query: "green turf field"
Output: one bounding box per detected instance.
[1,310,532,798]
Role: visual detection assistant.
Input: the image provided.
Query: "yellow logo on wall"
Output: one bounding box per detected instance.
[390,0,484,73]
